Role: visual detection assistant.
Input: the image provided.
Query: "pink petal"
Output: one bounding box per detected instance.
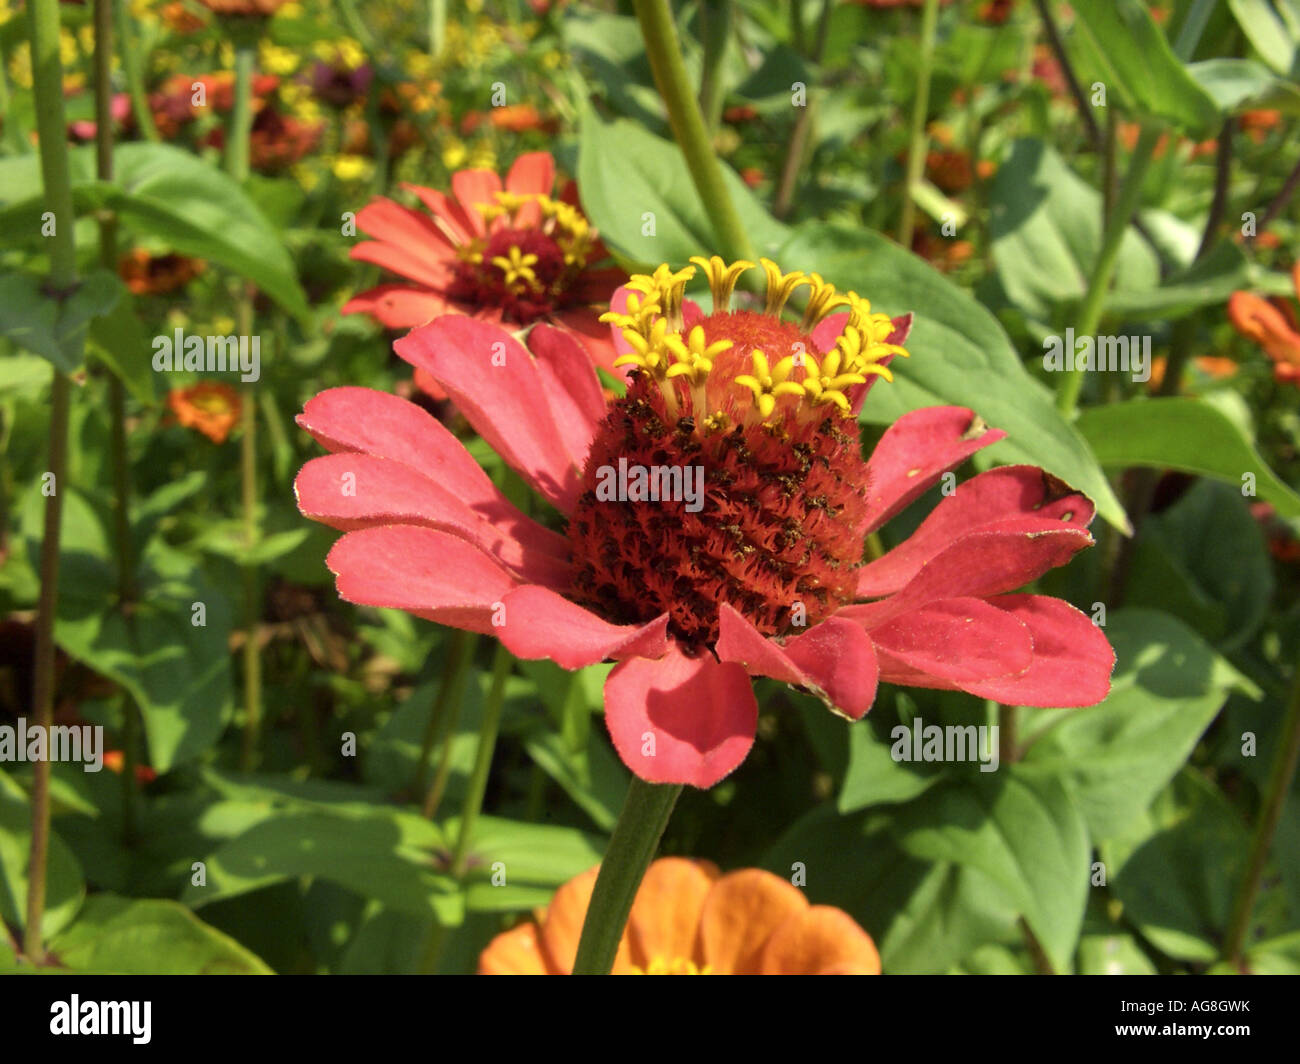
[862,406,1006,533]
[954,595,1114,706]
[841,519,1095,629]
[295,453,570,589]
[526,323,605,473]
[868,597,1034,685]
[451,168,503,236]
[857,466,1095,598]
[496,585,669,669]
[394,317,583,514]
[505,152,555,227]
[296,387,570,564]
[341,284,451,329]
[402,183,478,246]
[715,605,878,720]
[555,305,623,378]
[326,525,517,634]
[604,645,758,788]
[351,199,457,286]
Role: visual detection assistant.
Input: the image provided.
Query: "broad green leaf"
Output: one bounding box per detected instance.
[0,144,309,320]
[87,288,157,405]
[47,895,273,974]
[577,107,791,270]
[0,771,85,940]
[1066,0,1222,133]
[1104,241,1252,320]
[1244,930,1300,974]
[455,815,604,893]
[1022,609,1256,839]
[777,220,1127,530]
[183,808,462,924]
[989,139,1158,325]
[888,764,1091,973]
[839,718,946,814]
[1102,769,1251,963]
[1076,397,1300,518]
[0,270,122,375]
[1188,57,1300,114]
[1227,0,1300,76]
[523,728,627,832]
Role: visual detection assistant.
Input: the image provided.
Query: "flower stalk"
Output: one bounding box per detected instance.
[450,642,513,877]
[897,0,941,250]
[632,0,757,263]
[23,0,81,965]
[573,778,683,974]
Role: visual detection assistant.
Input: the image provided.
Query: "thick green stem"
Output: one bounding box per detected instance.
[428,0,446,57]
[1222,652,1300,967]
[633,0,756,263]
[897,0,941,249]
[697,0,732,134]
[1055,125,1160,416]
[23,0,81,968]
[450,643,512,877]
[572,778,683,975]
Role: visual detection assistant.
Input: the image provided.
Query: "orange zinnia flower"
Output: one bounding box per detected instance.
[478,858,881,975]
[118,248,205,296]
[198,0,290,16]
[1227,263,1300,386]
[168,382,242,443]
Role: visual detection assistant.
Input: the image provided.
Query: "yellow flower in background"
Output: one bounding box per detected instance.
[331,154,373,183]
[441,138,468,170]
[260,42,301,76]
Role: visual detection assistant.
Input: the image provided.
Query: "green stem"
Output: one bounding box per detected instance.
[450,643,511,877]
[226,47,262,770]
[413,629,472,796]
[23,0,81,968]
[897,0,941,250]
[772,0,832,220]
[428,0,446,59]
[697,0,732,135]
[632,0,756,263]
[1055,125,1161,416]
[1221,651,1300,968]
[422,634,477,819]
[114,0,159,141]
[1173,0,1217,60]
[573,778,683,974]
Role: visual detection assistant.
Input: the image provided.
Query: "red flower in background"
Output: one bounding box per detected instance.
[1228,263,1300,387]
[344,152,625,376]
[297,259,1113,788]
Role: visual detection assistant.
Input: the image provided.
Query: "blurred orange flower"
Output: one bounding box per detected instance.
[198,0,290,16]
[118,248,205,296]
[1227,263,1300,386]
[168,382,242,443]
[479,858,881,975]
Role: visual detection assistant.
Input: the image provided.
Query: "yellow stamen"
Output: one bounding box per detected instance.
[759,258,808,316]
[490,246,540,292]
[801,272,850,329]
[689,255,754,313]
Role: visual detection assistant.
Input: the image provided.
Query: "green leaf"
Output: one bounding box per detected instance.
[1075,397,1300,518]
[577,107,790,269]
[1066,0,1222,133]
[1022,609,1256,840]
[0,144,309,321]
[183,808,463,924]
[1188,58,1300,114]
[87,287,157,405]
[888,764,1091,973]
[838,718,946,813]
[1244,930,1300,974]
[1227,0,1300,76]
[0,270,123,375]
[1104,241,1252,320]
[0,771,85,941]
[777,220,1127,530]
[47,895,273,974]
[1102,769,1251,963]
[989,139,1158,325]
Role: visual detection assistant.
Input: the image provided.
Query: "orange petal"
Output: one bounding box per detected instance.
[698,868,809,974]
[626,858,718,970]
[757,905,882,975]
[478,921,551,975]
[537,865,636,974]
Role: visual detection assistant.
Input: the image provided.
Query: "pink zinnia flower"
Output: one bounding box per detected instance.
[343,151,626,378]
[296,258,1114,788]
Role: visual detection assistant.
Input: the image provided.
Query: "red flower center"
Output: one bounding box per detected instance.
[568,305,876,650]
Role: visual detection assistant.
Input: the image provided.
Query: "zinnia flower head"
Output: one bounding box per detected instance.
[343,152,625,375]
[1227,263,1300,387]
[118,248,206,296]
[296,258,1114,789]
[169,382,241,443]
[478,858,880,975]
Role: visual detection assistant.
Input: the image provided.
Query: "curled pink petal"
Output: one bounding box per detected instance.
[497,585,669,669]
[868,597,1034,685]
